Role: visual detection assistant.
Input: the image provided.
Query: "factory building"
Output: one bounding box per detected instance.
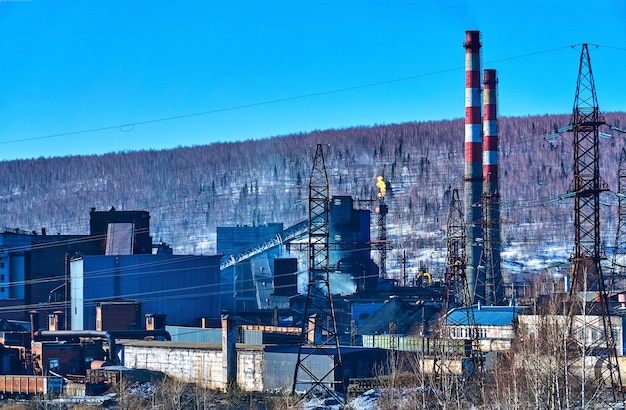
[119,320,386,393]
[89,207,152,255]
[329,196,379,294]
[0,229,100,326]
[0,207,163,328]
[70,254,221,330]
[217,223,287,312]
[217,195,380,316]
[442,304,528,352]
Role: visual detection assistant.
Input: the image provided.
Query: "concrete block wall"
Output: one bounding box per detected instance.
[237,350,264,391]
[122,342,265,392]
[123,343,226,390]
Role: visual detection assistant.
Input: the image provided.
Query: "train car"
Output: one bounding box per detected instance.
[0,375,63,397]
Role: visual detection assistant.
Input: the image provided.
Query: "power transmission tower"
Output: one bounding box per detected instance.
[564,44,623,400]
[436,189,483,381]
[445,189,469,308]
[292,144,344,404]
[610,147,626,293]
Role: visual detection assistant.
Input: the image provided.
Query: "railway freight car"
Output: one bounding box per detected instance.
[0,375,63,397]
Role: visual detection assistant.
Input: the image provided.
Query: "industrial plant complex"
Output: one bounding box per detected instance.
[0,31,624,408]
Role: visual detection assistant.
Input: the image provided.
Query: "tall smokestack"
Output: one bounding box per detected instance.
[464,30,483,304]
[482,69,503,305]
[483,69,498,191]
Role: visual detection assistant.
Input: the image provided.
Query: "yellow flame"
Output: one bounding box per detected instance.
[376,176,386,198]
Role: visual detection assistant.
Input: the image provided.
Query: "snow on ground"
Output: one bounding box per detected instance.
[347,387,437,410]
[347,389,380,410]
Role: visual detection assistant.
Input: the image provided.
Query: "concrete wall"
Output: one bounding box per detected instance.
[237,349,264,391]
[120,341,265,392]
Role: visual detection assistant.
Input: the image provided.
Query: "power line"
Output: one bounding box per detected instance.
[0,46,578,147]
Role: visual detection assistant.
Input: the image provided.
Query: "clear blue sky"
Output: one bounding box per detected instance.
[0,0,625,160]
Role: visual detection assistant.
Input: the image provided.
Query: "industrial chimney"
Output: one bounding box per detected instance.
[482,69,503,305]
[464,30,483,303]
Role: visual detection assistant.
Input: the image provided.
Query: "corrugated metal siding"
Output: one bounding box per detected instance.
[264,352,333,392]
[166,326,222,344]
[217,224,284,255]
[446,305,527,326]
[362,335,466,354]
[242,329,263,345]
[74,254,221,329]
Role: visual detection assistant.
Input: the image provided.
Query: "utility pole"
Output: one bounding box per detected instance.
[292,144,344,404]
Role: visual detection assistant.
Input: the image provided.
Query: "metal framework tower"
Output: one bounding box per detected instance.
[292,144,344,404]
[445,189,469,308]
[565,44,622,398]
[437,189,483,380]
[375,176,388,278]
[610,147,626,293]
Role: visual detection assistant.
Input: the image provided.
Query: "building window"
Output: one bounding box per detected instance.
[49,358,60,374]
[0,274,4,280]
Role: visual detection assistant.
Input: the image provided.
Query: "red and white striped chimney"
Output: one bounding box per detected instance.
[483,68,503,305]
[464,30,483,304]
[483,69,498,193]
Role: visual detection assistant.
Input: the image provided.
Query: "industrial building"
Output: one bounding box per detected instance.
[118,317,387,393]
[442,304,528,352]
[0,207,162,327]
[70,253,221,329]
[217,195,395,311]
[89,207,153,255]
[0,229,101,327]
[217,223,288,312]
[328,196,379,294]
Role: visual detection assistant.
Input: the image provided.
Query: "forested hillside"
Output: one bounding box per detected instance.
[1,112,626,274]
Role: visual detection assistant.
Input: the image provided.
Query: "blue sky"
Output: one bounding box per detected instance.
[0,0,625,160]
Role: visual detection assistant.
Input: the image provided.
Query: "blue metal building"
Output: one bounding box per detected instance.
[329,196,379,293]
[217,223,285,311]
[70,254,221,330]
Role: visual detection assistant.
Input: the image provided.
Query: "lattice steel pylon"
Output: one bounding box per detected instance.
[565,44,623,399]
[292,144,344,404]
[610,147,626,293]
[445,189,469,308]
[435,189,483,381]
